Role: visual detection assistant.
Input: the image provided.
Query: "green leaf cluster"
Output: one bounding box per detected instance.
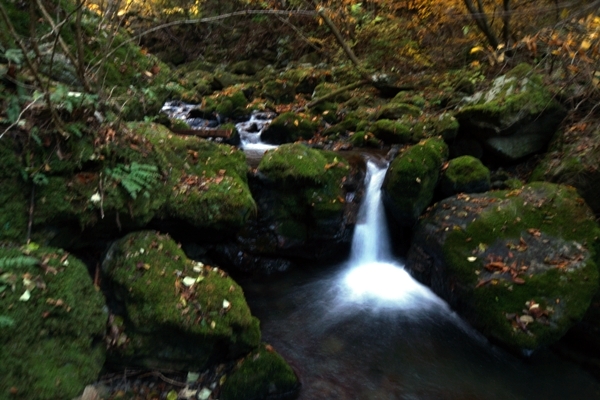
[105,162,161,199]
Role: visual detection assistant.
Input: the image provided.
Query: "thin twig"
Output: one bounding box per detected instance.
[26,185,35,244]
[0,101,39,139]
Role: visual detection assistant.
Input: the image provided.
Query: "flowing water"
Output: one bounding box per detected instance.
[241,160,600,400]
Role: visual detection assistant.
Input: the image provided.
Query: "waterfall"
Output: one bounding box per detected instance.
[349,159,392,264]
[340,159,447,310]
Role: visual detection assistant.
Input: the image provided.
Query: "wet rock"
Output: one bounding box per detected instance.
[455,63,566,163]
[220,344,300,400]
[530,121,600,215]
[382,138,449,227]
[261,112,318,145]
[0,245,106,400]
[439,155,490,197]
[218,144,363,271]
[406,183,600,352]
[369,119,412,145]
[102,231,261,371]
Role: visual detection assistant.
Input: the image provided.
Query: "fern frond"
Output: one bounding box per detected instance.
[0,255,39,270]
[105,162,161,199]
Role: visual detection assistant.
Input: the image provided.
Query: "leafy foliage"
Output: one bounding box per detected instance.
[0,255,39,270]
[105,162,161,199]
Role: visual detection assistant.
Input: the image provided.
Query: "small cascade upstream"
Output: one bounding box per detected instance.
[160,101,276,152]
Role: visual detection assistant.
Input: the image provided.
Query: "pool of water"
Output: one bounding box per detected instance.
[239,160,600,400]
[241,262,600,400]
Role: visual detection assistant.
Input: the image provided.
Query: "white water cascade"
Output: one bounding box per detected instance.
[339,159,447,311]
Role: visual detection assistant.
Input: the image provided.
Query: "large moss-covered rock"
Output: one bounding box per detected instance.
[406,183,600,352]
[455,63,566,162]
[218,144,359,271]
[32,123,255,241]
[261,112,318,145]
[382,138,448,226]
[220,344,300,400]
[0,244,106,400]
[530,122,600,215]
[374,102,422,120]
[439,155,490,197]
[103,231,261,371]
[369,119,412,144]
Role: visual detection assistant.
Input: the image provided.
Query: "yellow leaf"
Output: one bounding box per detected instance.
[294,120,299,126]
[470,46,485,54]
[580,39,591,51]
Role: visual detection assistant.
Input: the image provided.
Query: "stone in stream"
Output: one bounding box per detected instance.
[102,230,261,371]
[220,344,300,400]
[0,245,106,400]
[213,143,363,273]
[406,182,600,352]
[382,137,449,227]
[439,155,491,198]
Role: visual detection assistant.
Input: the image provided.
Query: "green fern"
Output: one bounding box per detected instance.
[105,162,161,199]
[0,255,39,270]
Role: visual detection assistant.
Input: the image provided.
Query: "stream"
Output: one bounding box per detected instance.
[240,160,600,400]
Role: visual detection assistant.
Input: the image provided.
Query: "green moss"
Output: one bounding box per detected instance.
[104,231,261,370]
[374,102,422,120]
[439,183,600,350]
[439,155,490,196]
[0,245,106,400]
[258,143,348,185]
[382,138,448,225]
[221,344,299,400]
[409,113,459,142]
[369,119,412,144]
[0,178,28,241]
[350,131,382,148]
[456,63,565,134]
[261,112,318,145]
[391,92,427,108]
[261,79,296,104]
[257,144,350,246]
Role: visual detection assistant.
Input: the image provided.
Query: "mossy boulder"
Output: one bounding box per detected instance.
[455,63,566,163]
[382,138,449,226]
[261,112,318,145]
[102,231,261,371]
[32,123,255,242]
[369,119,412,144]
[227,60,264,76]
[282,65,332,94]
[530,122,600,215]
[408,113,459,142]
[261,79,296,104]
[406,182,600,352]
[439,155,490,197]
[0,244,106,400]
[213,87,250,119]
[374,102,422,120]
[220,344,300,400]
[223,144,358,269]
